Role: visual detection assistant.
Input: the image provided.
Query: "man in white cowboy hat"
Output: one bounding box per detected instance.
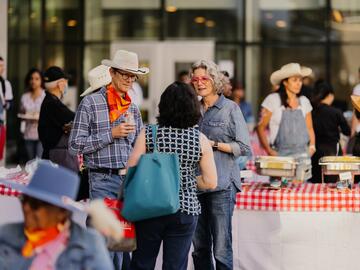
[69,49,149,269]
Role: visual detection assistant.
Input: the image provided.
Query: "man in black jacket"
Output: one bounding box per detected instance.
[38,66,77,171]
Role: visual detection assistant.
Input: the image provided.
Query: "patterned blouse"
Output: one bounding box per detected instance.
[145,125,202,215]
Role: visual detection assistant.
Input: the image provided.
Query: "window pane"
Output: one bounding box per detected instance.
[83,44,110,90]
[85,0,160,41]
[331,0,360,42]
[246,0,327,42]
[8,0,41,41]
[246,46,325,114]
[216,44,244,82]
[331,45,360,105]
[165,0,243,41]
[45,0,82,41]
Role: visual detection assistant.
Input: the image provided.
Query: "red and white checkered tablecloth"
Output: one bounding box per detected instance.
[0,172,28,197]
[236,182,360,212]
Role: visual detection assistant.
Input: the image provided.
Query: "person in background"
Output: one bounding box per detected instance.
[351,96,360,158]
[38,66,78,172]
[0,56,13,110]
[300,70,314,100]
[0,161,113,270]
[310,82,350,183]
[128,82,217,270]
[221,70,232,98]
[0,56,13,162]
[351,68,360,137]
[69,50,148,269]
[177,70,191,84]
[257,63,316,182]
[231,81,254,125]
[128,81,144,107]
[80,65,112,97]
[19,68,46,160]
[190,60,251,270]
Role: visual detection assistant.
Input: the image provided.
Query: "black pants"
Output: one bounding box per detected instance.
[130,211,198,270]
[310,143,341,183]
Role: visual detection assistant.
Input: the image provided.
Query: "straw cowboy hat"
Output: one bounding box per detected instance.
[0,160,80,212]
[351,95,360,112]
[80,65,112,97]
[270,63,312,86]
[101,50,149,75]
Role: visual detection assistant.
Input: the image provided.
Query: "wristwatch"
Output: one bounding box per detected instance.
[212,141,219,151]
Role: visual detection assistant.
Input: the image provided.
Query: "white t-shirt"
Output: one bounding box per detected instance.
[261,93,312,145]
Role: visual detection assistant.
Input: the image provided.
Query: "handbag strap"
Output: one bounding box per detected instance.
[150,124,159,153]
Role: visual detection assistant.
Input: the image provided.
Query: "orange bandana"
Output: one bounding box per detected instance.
[22,226,61,257]
[107,84,131,123]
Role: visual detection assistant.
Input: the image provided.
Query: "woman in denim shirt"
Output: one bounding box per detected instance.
[190,60,251,270]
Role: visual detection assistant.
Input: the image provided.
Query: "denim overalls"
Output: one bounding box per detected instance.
[273,104,312,181]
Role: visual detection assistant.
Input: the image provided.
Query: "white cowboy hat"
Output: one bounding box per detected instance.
[101,50,149,75]
[270,63,312,86]
[80,65,112,97]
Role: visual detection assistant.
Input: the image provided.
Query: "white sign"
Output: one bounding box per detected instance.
[339,171,352,181]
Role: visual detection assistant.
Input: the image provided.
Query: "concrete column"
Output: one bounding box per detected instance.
[0,0,8,73]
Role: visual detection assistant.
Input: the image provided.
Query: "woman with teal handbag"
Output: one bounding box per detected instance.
[126,82,217,270]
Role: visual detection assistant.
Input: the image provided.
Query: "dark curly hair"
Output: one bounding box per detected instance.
[24,68,44,91]
[157,82,201,128]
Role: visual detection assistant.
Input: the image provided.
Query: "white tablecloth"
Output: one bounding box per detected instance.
[233,210,360,270]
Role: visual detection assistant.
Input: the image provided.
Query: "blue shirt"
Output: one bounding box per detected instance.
[199,95,251,191]
[239,101,254,123]
[69,87,143,169]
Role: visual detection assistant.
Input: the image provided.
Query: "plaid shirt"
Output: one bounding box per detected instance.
[69,87,143,169]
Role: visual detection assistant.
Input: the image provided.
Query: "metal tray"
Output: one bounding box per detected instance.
[256,168,296,177]
[319,156,360,164]
[255,156,296,170]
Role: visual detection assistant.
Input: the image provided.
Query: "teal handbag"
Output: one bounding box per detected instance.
[122,125,180,222]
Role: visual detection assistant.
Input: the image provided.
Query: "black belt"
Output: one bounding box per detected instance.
[89,168,127,176]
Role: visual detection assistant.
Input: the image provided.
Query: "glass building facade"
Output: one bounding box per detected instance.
[4,0,360,163]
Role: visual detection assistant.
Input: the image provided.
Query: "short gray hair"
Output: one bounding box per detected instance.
[190,60,225,94]
[44,79,62,90]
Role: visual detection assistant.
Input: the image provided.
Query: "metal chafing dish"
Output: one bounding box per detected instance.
[255,156,297,178]
[319,156,360,184]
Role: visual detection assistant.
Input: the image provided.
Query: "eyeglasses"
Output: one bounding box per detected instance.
[19,195,51,210]
[113,69,138,82]
[191,76,212,84]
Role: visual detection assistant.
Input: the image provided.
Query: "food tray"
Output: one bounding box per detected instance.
[256,168,296,177]
[319,156,360,164]
[255,156,296,170]
[319,156,360,171]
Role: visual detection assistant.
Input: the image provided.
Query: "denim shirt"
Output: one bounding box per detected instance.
[199,95,251,192]
[0,222,114,270]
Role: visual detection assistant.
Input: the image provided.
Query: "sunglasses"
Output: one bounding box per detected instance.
[19,195,52,210]
[112,68,138,82]
[191,76,212,84]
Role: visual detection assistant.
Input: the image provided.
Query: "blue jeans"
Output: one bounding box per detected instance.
[24,140,43,160]
[131,211,198,270]
[192,183,237,270]
[88,171,124,270]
